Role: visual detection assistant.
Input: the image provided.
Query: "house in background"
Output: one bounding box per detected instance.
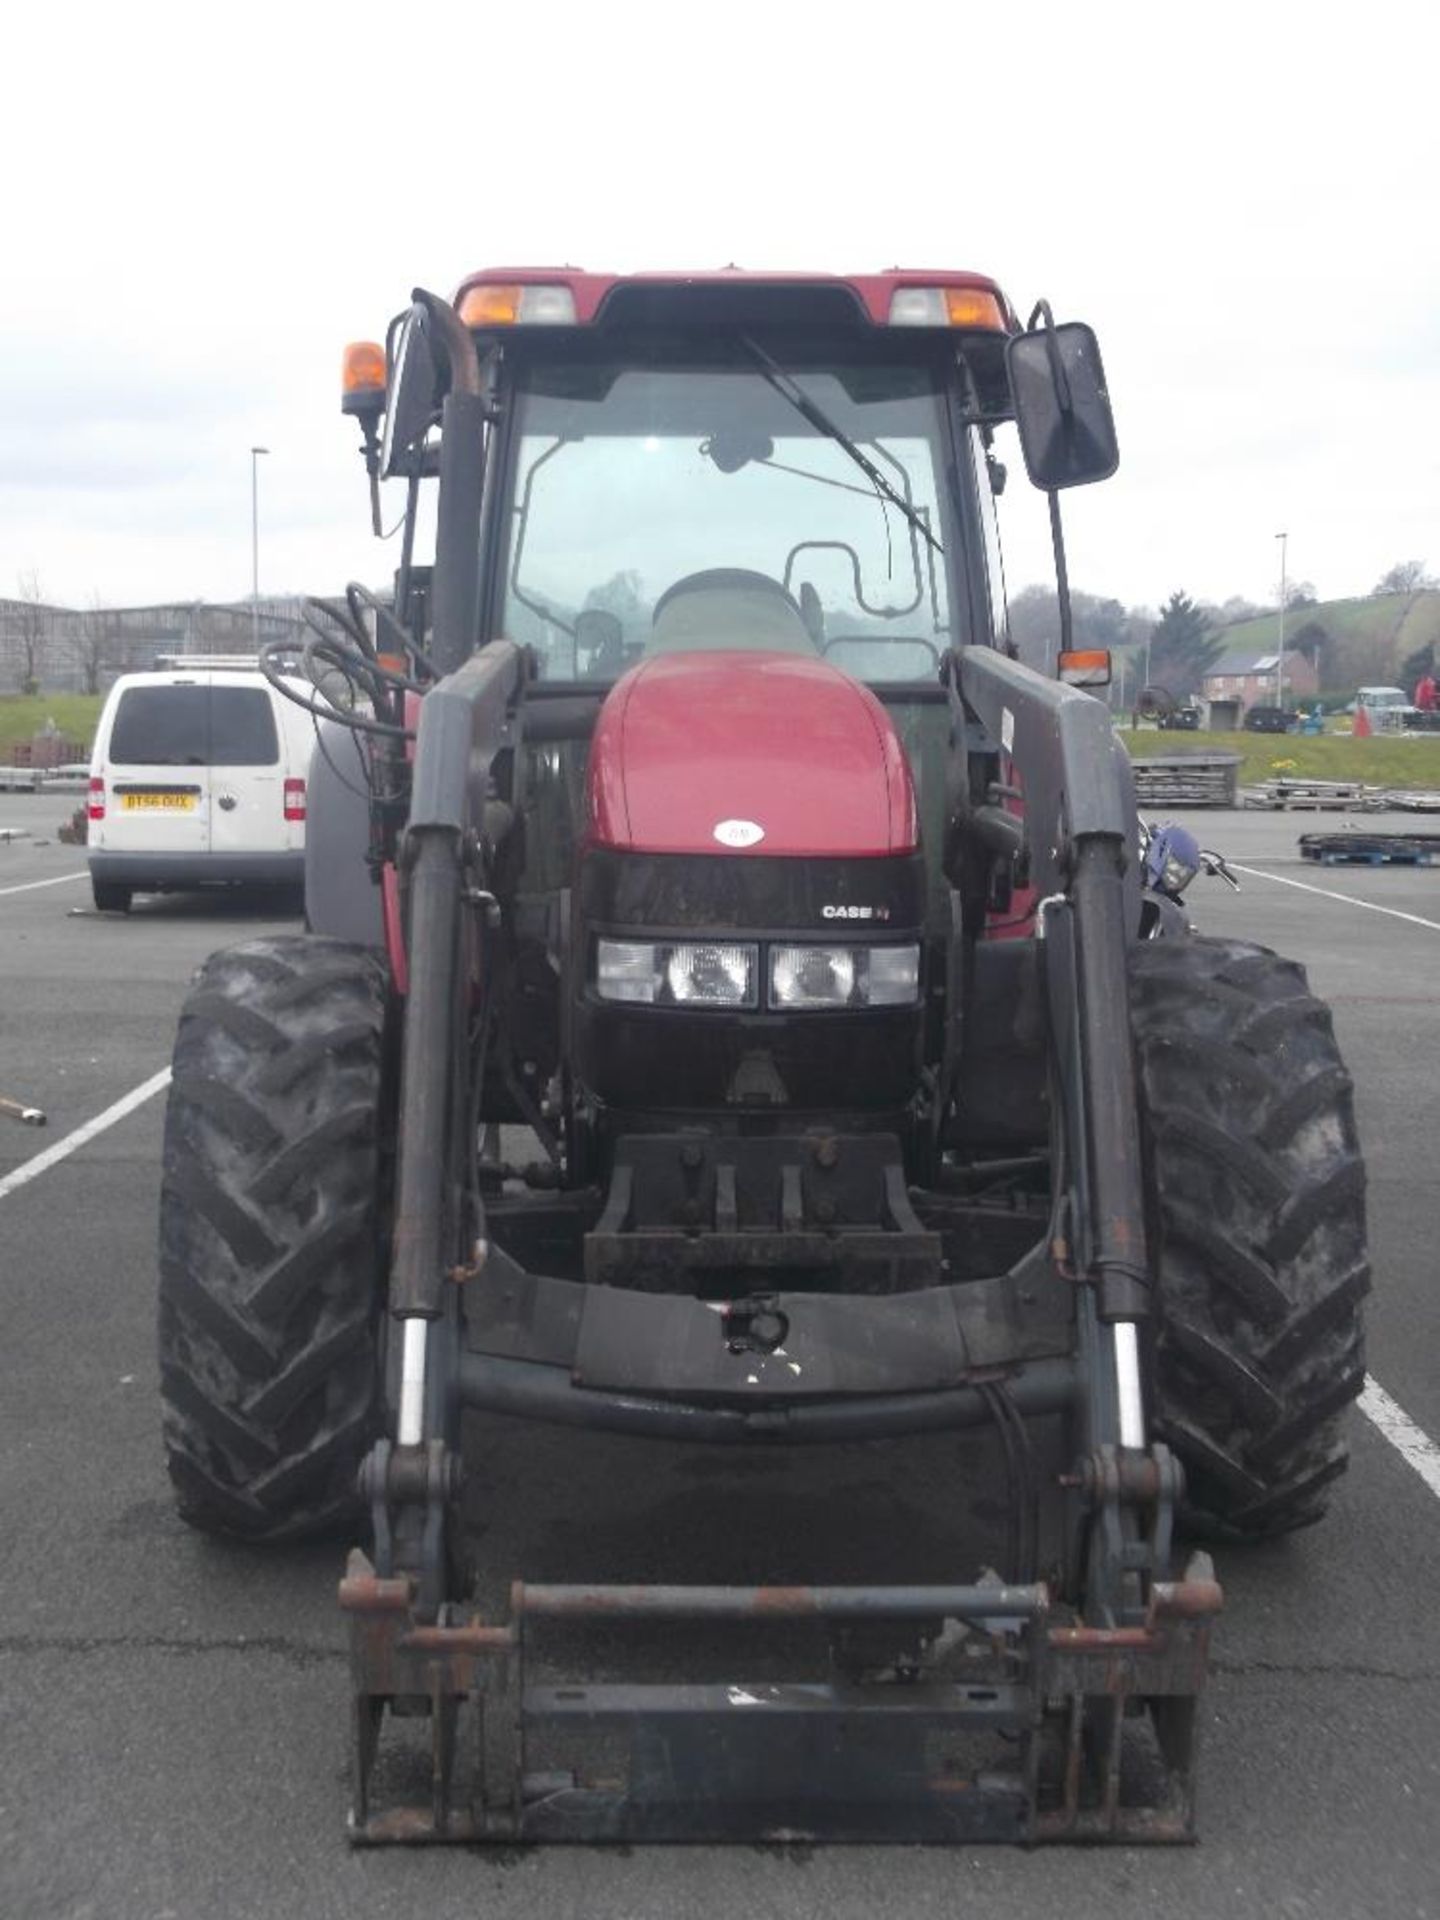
[1202,646,1318,714]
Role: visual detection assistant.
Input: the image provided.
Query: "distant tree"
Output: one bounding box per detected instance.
[584,569,649,631]
[1005,585,1057,666]
[73,594,116,696]
[1372,560,1437,596]
[1006,585,1148,674]
[1146,591,1225,697]
[1288,618,1330,680]
[13,571,50,694]
[1217,595,1266,626]
[1284,579,1317,609]
[1400,639,1435,688]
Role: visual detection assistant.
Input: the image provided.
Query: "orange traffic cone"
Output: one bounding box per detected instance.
[1353,704,1372,738]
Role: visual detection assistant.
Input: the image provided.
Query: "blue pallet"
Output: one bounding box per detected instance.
[1300,834,1440,867]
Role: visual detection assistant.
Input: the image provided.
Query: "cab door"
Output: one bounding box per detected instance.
[101,682,213,856]
[205,679,284,857]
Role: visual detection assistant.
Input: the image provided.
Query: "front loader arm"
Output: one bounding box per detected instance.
[373,641,525,1608]
[948,647,1160,1619]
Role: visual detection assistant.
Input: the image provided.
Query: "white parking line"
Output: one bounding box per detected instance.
[1237,860,1440,1496]
[0,1067,171,1202]
[0,871,87,899]
[1232,862,1440,935]
[1360,1379,1440,1501]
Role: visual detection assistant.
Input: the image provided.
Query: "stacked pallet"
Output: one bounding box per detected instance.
[1299,832,1440,867]
[1249,777,1380,811]
[1129,753,1242,807]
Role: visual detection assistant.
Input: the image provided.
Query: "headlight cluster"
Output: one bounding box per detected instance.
[595,939,920,1010]
[597,940,758,1007]
[770,944,918,1008]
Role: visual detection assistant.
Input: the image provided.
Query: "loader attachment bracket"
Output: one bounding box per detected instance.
[340,1550,1220,1847]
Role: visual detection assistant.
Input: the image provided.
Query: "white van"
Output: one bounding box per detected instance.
[87,663,315,912]
[1356,685,1418,725]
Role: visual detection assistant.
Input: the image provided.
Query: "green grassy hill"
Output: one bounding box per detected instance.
[1119,728,1440,788]
[1210,591,1440,692]
[0,694,104,758]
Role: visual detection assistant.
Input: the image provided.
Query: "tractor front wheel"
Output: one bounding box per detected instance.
[158,935,390,1541]
[1131,935,1369,1538]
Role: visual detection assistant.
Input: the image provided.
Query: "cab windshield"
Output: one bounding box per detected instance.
[494,343,960,685]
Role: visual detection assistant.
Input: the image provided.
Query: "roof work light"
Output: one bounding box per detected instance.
[457,283,579,327]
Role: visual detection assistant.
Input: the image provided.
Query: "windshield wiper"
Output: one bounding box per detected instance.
[739,335,942,555]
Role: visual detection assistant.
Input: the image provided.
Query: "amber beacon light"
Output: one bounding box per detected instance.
[341,341,387,416]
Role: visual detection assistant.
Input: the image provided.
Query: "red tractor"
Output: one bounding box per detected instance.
[157,268,1367,1843]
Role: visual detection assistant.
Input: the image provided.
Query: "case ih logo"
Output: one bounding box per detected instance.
[713,819,765,848]
[822,904,891,921]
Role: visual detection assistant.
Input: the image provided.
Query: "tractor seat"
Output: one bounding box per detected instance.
[647,568,818,656]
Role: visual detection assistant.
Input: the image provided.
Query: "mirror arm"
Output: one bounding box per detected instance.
[395,472,422,631]
[1048,491,1074,665]
[413,288,482,399]
[354,415,384,537]
[1025,298,1075,419]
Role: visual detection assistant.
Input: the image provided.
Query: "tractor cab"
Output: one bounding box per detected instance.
[364,267,1113,684]
[326,270,1126,1184]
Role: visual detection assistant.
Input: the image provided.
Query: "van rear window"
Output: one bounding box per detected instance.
[109,687,280,767]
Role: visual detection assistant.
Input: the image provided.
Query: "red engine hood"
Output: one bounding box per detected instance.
[586,651,917,857]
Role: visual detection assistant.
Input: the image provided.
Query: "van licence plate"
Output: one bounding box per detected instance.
[121,792,197,811]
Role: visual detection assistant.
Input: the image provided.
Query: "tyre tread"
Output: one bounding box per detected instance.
[158,935,388,1543]
[1132,934,1369,1539]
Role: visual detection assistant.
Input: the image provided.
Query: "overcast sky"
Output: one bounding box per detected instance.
[3,0,1435,618]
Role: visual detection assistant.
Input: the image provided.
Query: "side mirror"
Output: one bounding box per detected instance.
[1006,319,1118,490]
[704,427,775,474]
[380,302,443,479]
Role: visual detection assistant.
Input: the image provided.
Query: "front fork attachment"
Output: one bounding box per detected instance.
[361,1286,469,1621]
[1069,1440,1185,1628]
[360,1434,463,1622]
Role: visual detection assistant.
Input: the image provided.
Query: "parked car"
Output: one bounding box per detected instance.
[1242,705,1297,734]
[1158,705,1202,731]
[86,663,313,913]
[1354,685,1421,730]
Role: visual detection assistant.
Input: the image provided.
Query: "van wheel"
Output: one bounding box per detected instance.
[158,935,390,1542]
[92,878,132,913]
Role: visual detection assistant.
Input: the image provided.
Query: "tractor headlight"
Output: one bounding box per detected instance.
[596,939,759,1008]
[769,943,920,1010]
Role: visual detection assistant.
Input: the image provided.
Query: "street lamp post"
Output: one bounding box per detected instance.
[251,446,269,654]
[1275,530,1288,709]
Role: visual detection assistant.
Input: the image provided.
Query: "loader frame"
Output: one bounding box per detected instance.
[347,617,1222,1842]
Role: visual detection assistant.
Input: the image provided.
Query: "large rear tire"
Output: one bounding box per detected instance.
[158,935,390,1541]
[1130,935,1369,1538]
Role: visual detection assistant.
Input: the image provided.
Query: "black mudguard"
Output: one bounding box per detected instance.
[304,721,384,948]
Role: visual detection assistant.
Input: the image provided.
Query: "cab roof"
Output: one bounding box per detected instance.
[451,265,1018,331]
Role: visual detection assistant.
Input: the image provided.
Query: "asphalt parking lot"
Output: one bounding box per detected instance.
[2,793,1438,1919]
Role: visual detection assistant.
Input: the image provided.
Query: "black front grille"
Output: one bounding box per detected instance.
[579,848,926,936]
